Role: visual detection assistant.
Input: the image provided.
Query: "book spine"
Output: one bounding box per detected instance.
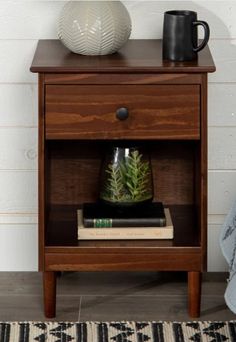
[78,228,173,240]
[83,217,166,228]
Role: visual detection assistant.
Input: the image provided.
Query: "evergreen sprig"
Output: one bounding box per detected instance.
[103,164,125,201]
[102,150,151,203]
[122,150,150,201]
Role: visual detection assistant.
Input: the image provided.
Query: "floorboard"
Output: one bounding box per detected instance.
[0,272,234,321]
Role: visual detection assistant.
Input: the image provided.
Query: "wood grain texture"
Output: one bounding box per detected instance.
[0,0,231,275]
[79,293,233,322]
[45,85,200,140]
[32,39,215,317]
[45,73,202,85]
[43,271,56,318]
[38,74,45,271]
[47,141,195,206]
[188,271,202,317]
[30,40,216,74]
[0,272,234,322]
[45,252,201,272]
[6,38,236,85]
[45,204,200,249]
[200,74,208,271]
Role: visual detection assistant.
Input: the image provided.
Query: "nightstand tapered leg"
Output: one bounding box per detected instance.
[188,271,201,318]
[43,271,56,318]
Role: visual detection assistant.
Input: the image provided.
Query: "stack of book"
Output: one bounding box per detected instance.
[77,202,174,240]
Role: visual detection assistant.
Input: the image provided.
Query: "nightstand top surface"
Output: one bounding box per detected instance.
[31,39,215,74]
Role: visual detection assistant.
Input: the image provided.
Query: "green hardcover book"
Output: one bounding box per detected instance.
[83,202,166,228]
[78,208,173,240]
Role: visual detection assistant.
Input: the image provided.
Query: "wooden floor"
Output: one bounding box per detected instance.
[0,272,235,321]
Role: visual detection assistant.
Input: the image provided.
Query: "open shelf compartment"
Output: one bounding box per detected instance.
[45,140,202,250]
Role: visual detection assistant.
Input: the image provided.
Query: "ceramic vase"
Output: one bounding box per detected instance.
[58,0,132,55]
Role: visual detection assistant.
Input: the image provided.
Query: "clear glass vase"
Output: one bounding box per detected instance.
[99,145,153,207]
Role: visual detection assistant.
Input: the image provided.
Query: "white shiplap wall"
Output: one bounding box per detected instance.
[1,0,235,271]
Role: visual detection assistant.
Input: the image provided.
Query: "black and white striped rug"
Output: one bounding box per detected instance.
[1,321,236,342]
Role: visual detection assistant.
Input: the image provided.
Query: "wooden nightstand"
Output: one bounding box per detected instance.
[30,39,215,318]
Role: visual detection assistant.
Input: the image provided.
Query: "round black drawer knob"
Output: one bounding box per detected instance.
[116,107,129,121]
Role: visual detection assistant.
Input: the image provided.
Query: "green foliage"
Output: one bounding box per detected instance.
[103,164,125,201]
[122,150,150,201]
[102,150,152,203]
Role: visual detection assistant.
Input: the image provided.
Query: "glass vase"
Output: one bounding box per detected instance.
[99,145,153,207]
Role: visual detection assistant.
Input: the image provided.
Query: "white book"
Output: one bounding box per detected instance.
[77,208,173,240]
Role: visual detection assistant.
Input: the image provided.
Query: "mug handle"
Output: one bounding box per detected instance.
[193,21,210,52]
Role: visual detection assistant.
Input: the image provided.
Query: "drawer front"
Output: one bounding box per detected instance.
[45,85,200,139]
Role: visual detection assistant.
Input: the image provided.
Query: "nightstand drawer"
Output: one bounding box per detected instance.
[45,85,200,139]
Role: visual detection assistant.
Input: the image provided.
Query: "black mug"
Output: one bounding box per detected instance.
[163,10,210,61]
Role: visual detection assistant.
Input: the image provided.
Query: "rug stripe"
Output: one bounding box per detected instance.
[98,323,108,342]
[76,322,87,342]
[228,322,236,341]
[173,323,184,342]
[152,322,164,342]
[0,323,10,342]
[19,323,30,342]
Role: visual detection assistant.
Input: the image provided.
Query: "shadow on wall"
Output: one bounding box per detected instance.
[126,1,231,39]
[126,0,236,79]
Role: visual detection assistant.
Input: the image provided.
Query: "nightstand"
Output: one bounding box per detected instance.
[30,39,215,318]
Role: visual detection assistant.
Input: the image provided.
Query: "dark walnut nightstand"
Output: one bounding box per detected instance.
[30,39,215,318]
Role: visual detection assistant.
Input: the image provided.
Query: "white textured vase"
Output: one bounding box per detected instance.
[58,1,132,55]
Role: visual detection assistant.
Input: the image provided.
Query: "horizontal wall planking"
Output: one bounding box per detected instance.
[208,224,228,272]
[0,170,37,214]
[208,215,225,225]
[208,127,236,170]
[0,39,235,83]
[0,125,234,169]
[208,84,236,126]
[0,169,234,217]
[0,84,37,127]
[0,40,37,83]
[1,126,235,171]
[208,171,236,215]
[0,212,224,226]
[0,1,61,40]
[0,225,37,271]
[129,1,236,40]
[0,223,226,272]
[208,39,236,83]
[0,128,37,170]
[0,1,236,40]
[0,213,37,225]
